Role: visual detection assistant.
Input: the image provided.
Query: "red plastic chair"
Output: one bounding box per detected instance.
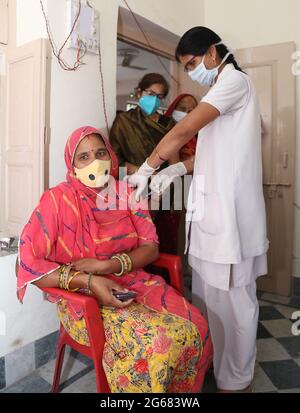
[42,253,184,393]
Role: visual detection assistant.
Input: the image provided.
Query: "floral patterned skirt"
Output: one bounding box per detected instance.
[57,301,202,393]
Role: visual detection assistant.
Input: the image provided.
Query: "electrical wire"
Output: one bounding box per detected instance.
[40,0,86,71]
[41,0,109,134]
[40,0,180,135]
[122,0,180,86]
[97,36,110,136]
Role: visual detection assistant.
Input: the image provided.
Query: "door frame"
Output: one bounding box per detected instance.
[117,6,181,102]
[236,42,296,297]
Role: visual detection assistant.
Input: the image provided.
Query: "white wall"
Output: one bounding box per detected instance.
[16,0,48,45]
[47,0,205,187]
[0,0,205,359]
[0,254,59,358]
[16,0,205,187]
[203,0,300,277]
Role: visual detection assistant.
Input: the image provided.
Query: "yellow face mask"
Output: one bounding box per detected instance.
[74,159,111,188]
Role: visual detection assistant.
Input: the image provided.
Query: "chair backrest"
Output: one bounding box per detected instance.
[146,253,184,295]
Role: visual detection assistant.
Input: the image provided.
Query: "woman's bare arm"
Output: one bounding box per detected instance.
[29,266,134,308]
[32,268,88,290]
[125,162,139,175]
[169,152,180,165]
[182,155,195,174]
[72,243,159,275]
[124,243,159,269]
[148,102,219,169]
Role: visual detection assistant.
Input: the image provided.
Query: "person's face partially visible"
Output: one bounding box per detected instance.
[139,83,165,100]
[175,96,198,114]
[73,134,110,169]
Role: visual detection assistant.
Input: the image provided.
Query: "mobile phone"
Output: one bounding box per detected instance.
[112,290,137,302]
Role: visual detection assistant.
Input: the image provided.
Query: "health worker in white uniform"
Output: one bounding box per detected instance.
[127,26,269,393]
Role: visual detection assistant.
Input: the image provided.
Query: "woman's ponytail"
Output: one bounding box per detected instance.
[215,44,245,73]
[176,26,246,74]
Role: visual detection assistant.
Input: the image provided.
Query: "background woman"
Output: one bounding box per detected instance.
[110,73,182,254]
[165,93,198,161]
[110,72,179,175]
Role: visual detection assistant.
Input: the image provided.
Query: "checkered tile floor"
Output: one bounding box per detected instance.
[1,299,300,393]
[254,300,300,393]
[203,299,300,393]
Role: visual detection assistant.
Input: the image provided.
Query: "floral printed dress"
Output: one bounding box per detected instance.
[58,298,204,393]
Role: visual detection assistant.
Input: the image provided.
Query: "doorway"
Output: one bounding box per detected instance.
[116,39,172,113]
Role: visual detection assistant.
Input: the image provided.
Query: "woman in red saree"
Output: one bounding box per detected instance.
[17,126,212,393]
[165,93,198,161]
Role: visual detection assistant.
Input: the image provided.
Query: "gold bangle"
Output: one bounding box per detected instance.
[62,265,68,289]
[111,255,124,277]
[62,265,71,290]
[87,273,93,295]
[126,253,132,272]
[125,253,132,272]
[120,254,129,274]
[121,253,132,273]
[59,266,65,289]
[67,271,80,292]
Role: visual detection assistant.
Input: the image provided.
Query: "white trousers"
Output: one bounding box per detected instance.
[192,269,259,391]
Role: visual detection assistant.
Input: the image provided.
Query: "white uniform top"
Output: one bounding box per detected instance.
[185,63,269,265]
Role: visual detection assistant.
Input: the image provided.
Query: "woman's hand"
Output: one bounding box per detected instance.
[150,162,187,194]
[90,276,134,308]
[71,258,109,274]
[124,159,158,200]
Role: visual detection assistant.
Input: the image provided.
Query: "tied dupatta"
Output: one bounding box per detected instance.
[17,126,120,303]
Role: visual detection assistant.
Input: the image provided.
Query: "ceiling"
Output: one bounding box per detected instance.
[117,39,171,82]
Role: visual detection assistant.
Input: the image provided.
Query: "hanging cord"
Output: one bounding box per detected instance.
[41,0,110,135]
[97,37,110,136]
[122,0,180,87]
[40,0,87,71]
[83,1,110,135]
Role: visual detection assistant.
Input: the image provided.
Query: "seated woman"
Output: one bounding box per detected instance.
[165,93,198,161]
[17,126,213,393]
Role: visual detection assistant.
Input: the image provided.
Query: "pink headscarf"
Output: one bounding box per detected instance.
[17,127,120,302]
[64,126,119,184]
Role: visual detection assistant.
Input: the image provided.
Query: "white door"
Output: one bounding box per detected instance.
[0,0,8,45]
[0,39,50,236]
[236,42,296,297]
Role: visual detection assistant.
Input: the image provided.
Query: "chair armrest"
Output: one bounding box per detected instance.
[41,287,105,346]
[41,287,101,317]
[152,253,184,295]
